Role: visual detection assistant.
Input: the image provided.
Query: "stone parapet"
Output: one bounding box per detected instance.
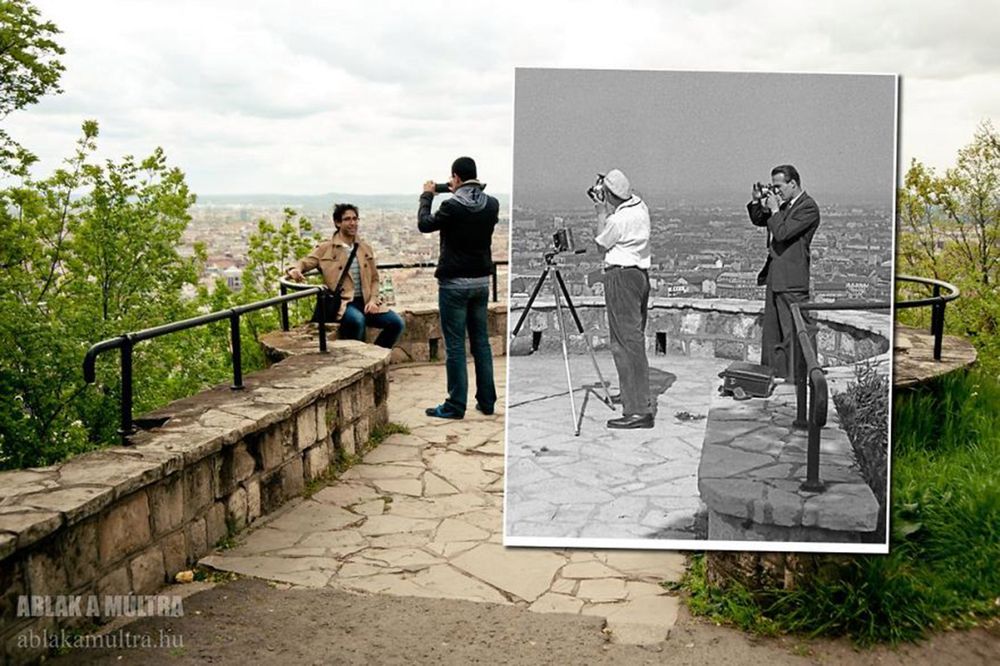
[697,383,880,543]
[0,341,389,664]
[510,297,889,367]
[261,302,508,365]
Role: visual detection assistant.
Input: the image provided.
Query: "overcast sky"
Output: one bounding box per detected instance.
[513,69,896,205]
[5,0,999,195]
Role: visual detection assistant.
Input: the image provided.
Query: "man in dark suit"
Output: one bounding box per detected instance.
[747,164,820,380]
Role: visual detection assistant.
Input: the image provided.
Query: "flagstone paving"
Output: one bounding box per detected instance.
[505,352,732,543]
[202,359,688,645]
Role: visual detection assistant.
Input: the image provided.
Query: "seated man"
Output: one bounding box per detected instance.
[286,203,404,349]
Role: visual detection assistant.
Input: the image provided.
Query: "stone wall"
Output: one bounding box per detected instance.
[261,302,508,365]
[0,342,389,665]
[510,297,889,366]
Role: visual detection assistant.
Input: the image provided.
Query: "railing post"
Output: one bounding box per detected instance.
[316,290,328,353]
[801,370,825,492]
[931,283,944,361]
[118,335,135,445]
[793,319,808,429]
[230,310,243,390]
[492,262,498,303]
[280,282,290,332]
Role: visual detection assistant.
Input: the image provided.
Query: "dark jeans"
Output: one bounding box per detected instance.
[438,286,496,415]
[761,287,812,380]
[604,267,652,416]
[339,297,405,349]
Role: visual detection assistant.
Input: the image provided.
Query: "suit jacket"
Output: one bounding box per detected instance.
[294,232,388,320]
[746,191,820,292]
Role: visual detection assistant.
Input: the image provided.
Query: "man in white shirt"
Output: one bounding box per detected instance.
[593,169,654,429]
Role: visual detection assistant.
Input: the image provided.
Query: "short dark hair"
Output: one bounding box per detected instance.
[771,164,801,187]
[451,156,477,182]
[332,203,359,226]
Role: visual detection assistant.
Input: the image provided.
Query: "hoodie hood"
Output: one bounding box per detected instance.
[451,180,489,213]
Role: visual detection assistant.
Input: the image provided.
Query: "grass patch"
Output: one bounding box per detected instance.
[684,368,1000,645]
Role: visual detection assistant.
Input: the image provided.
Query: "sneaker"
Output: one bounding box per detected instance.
[425,405,463,420]
[475,403,495,416]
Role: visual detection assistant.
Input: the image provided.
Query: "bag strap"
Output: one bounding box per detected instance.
[332,243,359,295]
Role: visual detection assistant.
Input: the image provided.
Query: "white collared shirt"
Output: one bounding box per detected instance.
[595,195,651,269]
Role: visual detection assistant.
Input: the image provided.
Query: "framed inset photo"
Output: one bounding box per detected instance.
[503,68,898,553]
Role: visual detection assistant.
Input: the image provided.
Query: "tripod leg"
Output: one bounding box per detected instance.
[554,269,616,409]
[575,387,592,437]
[553,278,580,435]
[511,267,549,339]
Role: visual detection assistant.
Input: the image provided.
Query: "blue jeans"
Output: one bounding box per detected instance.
[439,286,496,415]
[339,297,405,349]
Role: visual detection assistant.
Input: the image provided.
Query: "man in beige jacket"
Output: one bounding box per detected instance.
[287,203,404,349]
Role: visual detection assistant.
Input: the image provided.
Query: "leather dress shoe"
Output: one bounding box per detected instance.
[607,413,654,429]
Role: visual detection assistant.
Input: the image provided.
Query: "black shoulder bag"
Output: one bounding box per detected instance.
[310,242,359,323]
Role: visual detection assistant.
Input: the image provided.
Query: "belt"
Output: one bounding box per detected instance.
[604,265,648,273]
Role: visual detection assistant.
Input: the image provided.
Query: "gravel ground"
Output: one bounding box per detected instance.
[43,577,1000,665]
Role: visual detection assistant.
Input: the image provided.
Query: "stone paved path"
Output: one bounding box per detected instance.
[505,352,731,543]
[202,359,688,645]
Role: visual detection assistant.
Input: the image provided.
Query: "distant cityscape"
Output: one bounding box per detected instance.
[179,194,892,309]
[510,200,894,304]
[180,194,511,306]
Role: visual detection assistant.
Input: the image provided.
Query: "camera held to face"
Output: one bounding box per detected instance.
[586,174,607,204]
[754,182,780,201]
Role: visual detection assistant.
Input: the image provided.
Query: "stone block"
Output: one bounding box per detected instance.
[0,559,26,629]
[245,480,262,523]
[205,502,228,547]
[689,338,715,358]
[355,416,371,451]
[374,372,389,407]
[129,547,165,594]
[219,442,256,495]
[5,618,54,666]
[680,312,703,335]
[304,444,331,482]
[315,401,328,443]
[816,327,836,354]
[325,395,340,434]
[340,384,360,422]
[360,375,376,413]
[160,530,187,578]
[225,487,248,532]
[62,517,99,589]
[261,421,293,471]
[714,339,746,361]
[26,540,69,598]
[96,565,131,598]
[149,474,184,536]
[98,491,151,566]
[280,457,305,500]
[373,402,389,429]
[182,459,214,521]
[296,404,318,451]
[339,424,357,456]
[186,519,208,561]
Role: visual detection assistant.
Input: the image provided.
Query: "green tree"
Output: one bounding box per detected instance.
[897,121,1000,371]
[0,121,206,468]
[0,0,65,171]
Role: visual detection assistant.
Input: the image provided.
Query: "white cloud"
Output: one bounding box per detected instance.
[5,0,999,193]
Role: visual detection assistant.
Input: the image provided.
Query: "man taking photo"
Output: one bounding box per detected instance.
[747,164,821,380]
[592,168,654,429]
[418,157,499,420]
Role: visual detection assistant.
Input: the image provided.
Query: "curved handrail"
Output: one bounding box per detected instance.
[83,285,329,445]
[788,273,959,492]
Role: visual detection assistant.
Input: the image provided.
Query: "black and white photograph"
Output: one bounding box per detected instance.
[504,68,898,553]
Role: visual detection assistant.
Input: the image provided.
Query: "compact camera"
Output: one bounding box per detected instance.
[586,174,607,204]
[754,182,780,200]
[434,183,451,193]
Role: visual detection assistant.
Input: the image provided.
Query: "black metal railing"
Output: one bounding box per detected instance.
[791,274,959,492]
[83,286,331,445]
[277,260,509,331]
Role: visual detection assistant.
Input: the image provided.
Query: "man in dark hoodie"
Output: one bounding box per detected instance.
[418,156,500,419]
